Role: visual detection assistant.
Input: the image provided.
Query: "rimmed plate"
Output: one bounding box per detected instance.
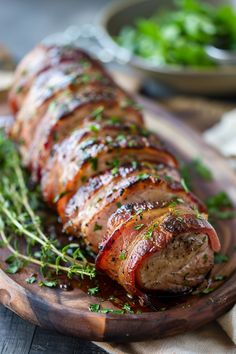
[0,97,235,341]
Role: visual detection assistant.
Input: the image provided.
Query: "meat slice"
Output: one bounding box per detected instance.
[61,163,181,247]
[41,134,178,205]
[10,60,114,145]
[11,82,143,177]
[61,162,180,221]
[9,44,107,113]
[63,168,205,252]
[28,111,145,179]
[96,203,220,295]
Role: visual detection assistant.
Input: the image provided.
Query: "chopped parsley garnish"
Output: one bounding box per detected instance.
[39,280,57,288]
[88,286,99,295]
[205,192,235,220]
[49,100,57,112]
[129,124,138,133]
[168,197,184,208]
[180,163,191,190]
[91,106,104,119]
[107,157,120,169]
[137,173,150,181]
[111,167,119,176]
[52,131,59,142]
[143,225,155,239]
[53,190,69,203]
[214,252,229,264]
[119,251,126,260]
[168,201,178,208]
[81,175,87,183]
[140,128,150,137]
[108,116,121,124]
[122,303,134,313]
[121,98,135,109]
[206,191,233,209]
[164,175,173,183]
[191,158,213,181]
[80,73,90,84]
[214,275,226,281]
[201,287,214,294]
[89,303,100,312]
[131,161,138,169]
[89,303,134,314]
[88,157,98,171]
[180,178,189,193]
[116,202,122,208]
[134,223,144,230]
[25,276,37,284]
[100,308,124,314]
[194,207,203,220]
[89,304,124,314]
[5,258,23,274]
[94,223,103,232]
[128,140,136,147]
[210,210,236,220]
[89,124,100,133]
[116,134,126,142]
[136,209,143,215]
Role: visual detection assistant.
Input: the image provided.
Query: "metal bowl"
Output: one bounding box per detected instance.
[99,0,236,95]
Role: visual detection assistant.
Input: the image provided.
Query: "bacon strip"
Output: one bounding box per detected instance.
[9,43,221,296]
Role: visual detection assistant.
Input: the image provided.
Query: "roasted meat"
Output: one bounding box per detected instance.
[9,43,221,296]
[97,202,220,295]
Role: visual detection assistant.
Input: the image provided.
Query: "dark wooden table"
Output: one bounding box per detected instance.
[0,306,106,353]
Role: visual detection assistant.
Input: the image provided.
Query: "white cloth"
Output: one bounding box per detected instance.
[204,109,236,170]
[94,307,236,353]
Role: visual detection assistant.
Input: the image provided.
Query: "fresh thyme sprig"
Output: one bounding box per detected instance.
[0,130,95,281]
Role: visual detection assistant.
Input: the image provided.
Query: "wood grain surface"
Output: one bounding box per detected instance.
[0,97,236,342]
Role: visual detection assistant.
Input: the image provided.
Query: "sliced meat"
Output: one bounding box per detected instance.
[63,169,205,252]
[61,161,180,228]
[9,60,114,144]
[28,112,145,179]
[61,162,180,222]
[9,43,221,297]
[96,204,220,295]
[41,134,178,205]
[12,82,143,176]
[59,163,145,223]
[9,44,107,113]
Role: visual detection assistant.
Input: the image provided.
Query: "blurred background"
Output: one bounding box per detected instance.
[0,0,110,59]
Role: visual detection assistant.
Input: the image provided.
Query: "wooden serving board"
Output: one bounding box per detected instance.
[0,96,236,342]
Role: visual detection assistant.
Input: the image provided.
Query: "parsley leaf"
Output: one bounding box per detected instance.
[94,223,103,231]
[39,280,57,288]
[191,158,213,181]
[214,252,229,264]
[119,251,126,260]
[26,276,37,284]
[88,286,99,295]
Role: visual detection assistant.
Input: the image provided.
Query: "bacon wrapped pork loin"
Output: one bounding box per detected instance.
[9,44,221,296]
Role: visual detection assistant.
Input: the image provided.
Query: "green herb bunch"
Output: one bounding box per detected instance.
[116,0,236,67]
[0,130,95,283]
